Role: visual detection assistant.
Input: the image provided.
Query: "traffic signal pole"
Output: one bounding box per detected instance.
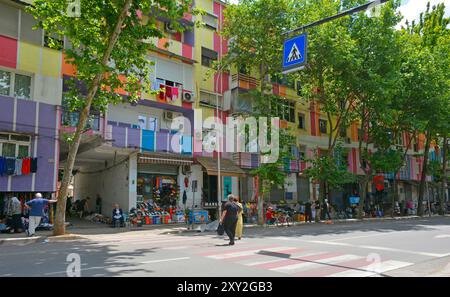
[284,0,390,36]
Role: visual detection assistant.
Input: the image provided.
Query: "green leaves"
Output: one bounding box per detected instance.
[28,0,191,112]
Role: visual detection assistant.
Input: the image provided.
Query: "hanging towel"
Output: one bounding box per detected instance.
[6,158,16,175]
[22,158,31,175]
[158,84,166,101]
[15,158,23,176]
[0,157,6,176]
[172,87,179,101]
[31,158,38,173]
[165,86,173,102]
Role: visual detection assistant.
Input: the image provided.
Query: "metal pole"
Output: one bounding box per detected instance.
[217,6,223,219]
[284,0,389,36]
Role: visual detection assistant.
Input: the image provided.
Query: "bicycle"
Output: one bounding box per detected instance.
[274,210,293,227]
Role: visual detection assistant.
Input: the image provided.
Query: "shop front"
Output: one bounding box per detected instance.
[196,157,245,221]
[133,153,193,225]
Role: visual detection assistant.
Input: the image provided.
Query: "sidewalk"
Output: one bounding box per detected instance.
[1,214,448,246]
[0,217,189,246]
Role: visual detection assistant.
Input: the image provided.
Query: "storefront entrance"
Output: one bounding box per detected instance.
[137,173,178,208]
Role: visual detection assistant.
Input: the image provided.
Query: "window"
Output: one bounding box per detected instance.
[202,13,218,30]
[298,113,305,129]
[200,91,223,108]
[148,117,158,131]
[0,133,31,158]
[201,47,218,68]
[272,100,295,123]
[0,69,32,99]
[298,145,306,160]
[319,119,328,134]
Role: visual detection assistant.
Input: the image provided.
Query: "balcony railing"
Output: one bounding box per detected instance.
[61,111,101,132]
[107,122,192,155]
[231,73,260,90]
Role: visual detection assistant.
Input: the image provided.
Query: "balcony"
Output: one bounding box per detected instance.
[61,111,103,136]
[106,122,192,155]
[145,37,194,62]
[231,73,260,90]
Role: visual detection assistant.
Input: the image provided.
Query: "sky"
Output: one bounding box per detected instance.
[228,0,450,28]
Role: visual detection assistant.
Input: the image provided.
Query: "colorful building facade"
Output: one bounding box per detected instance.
[0,0,442,219]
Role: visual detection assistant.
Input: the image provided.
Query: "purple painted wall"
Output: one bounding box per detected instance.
[0,96,57,193]
[112,126,126,148]
[127,128,140,149]
[34,103,57,192]
[0,96,14,132]
[16,99,36,134]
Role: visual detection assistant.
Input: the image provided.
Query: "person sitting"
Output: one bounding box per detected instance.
[111,204,124,227]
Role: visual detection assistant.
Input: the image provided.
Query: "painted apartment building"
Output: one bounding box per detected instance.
[0,0,443,218]
[0,0,61,205]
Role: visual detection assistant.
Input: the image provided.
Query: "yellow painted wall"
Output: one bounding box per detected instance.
[17,41,40,74]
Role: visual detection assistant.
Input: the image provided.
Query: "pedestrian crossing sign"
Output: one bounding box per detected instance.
[282,33,307,73]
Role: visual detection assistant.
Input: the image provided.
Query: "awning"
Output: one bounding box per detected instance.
[138,153,193,166]
[196,157,246,177]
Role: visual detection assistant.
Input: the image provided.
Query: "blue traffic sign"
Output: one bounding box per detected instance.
[282,34,307,72]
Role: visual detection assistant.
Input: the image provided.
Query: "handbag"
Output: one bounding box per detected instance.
[217,223,224,236]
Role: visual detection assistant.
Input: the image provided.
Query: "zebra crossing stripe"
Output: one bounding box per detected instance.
[208,246,299,260]
[242,251,328,267]
[328,260,413,277]
[268,254,362,273]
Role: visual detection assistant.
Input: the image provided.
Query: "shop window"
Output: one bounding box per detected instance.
[0,70,32,100]
[0,133,31,158]
[319,119,327,134]
[201,47,218,68]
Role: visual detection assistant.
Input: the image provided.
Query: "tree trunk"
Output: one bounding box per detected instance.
[257,177,265,226]
[53,0,133,235]
[391,171,399,217]
[440,136,447,215]
[418,131,432,217]
[358,177,369,220]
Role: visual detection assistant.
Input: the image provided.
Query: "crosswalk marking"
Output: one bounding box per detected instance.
[208,246,299,260]
[267,254,361,273]
[243,252,327,267]
[328,260,413,277]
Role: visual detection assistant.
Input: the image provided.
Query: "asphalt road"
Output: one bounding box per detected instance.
[1,216,449,277]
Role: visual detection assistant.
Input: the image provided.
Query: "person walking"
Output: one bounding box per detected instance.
[305,200,312,223]
[6,197,23,233]
[220,195,239,245]
[25,193,57,237]
[314,201,321,222]
[234,196,244,240]
[323,199,331,220]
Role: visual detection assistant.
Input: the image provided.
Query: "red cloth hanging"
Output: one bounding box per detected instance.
[22,158,31,175]
[158,84,166,101]
[165,86,173,101]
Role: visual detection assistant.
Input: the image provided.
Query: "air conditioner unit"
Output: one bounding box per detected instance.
[165,22,177,33]
[164,111,174,121]
[182,165,192,175]
[182,90,195,103]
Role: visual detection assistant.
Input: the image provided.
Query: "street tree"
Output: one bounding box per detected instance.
[401,2,450,216]
[221,0,296,225]
[29,0,191,235]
